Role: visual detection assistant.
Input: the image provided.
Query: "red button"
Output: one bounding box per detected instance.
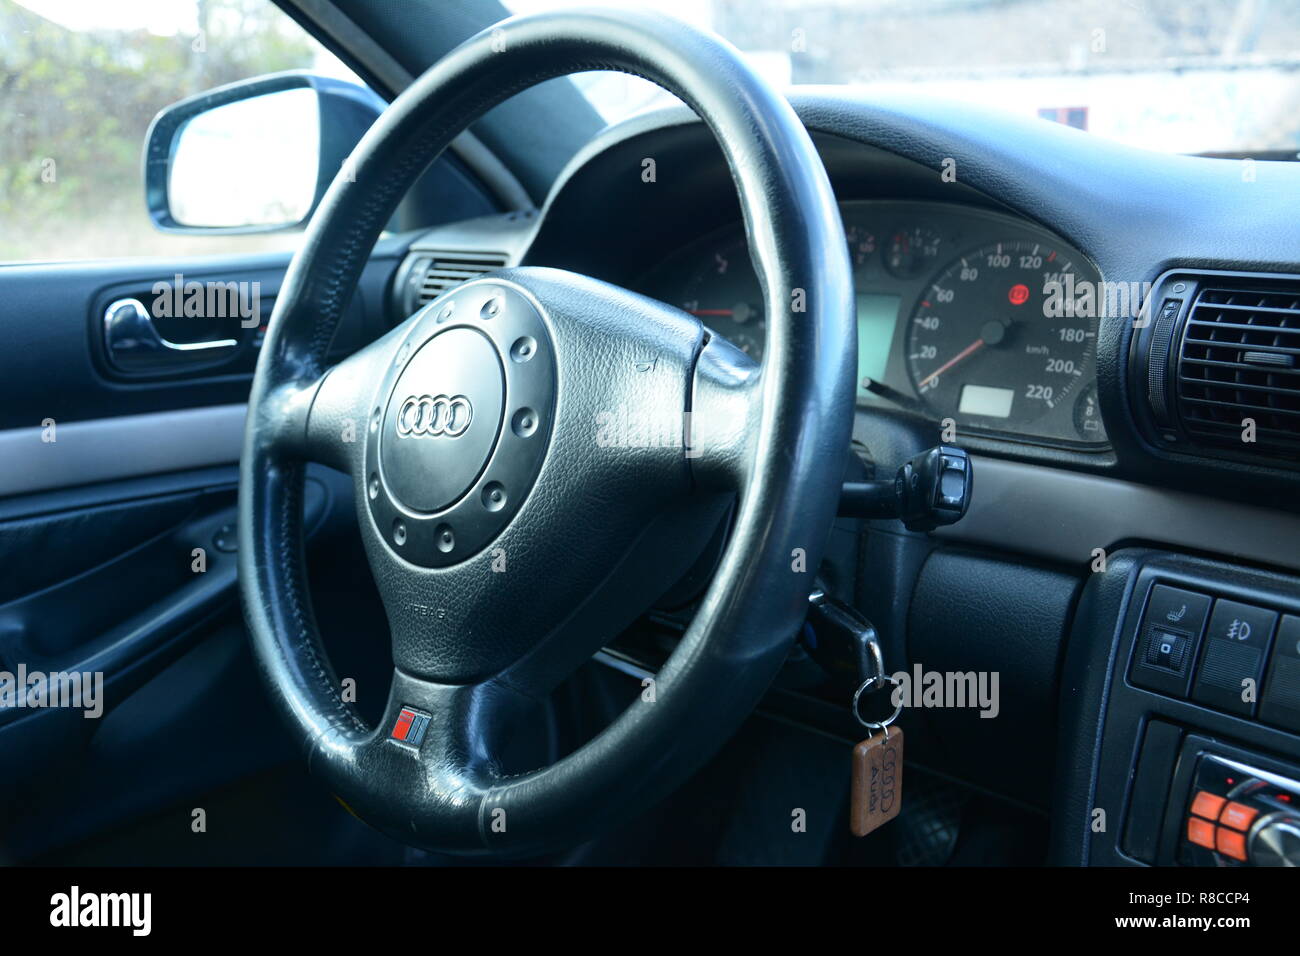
[1219,801,1258,831]
[1190,791,1226,820]
[1187,817,1216,849]
[1216,827,1248,861]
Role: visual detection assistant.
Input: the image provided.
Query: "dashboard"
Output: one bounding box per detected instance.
[387,91,1300,850]
[633,200,1107,448]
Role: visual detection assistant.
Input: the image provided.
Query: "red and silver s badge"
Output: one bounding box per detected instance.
[390,706,431,747]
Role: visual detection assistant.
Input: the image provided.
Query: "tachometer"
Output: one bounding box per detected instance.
[905,241,1097,429]
[680,237,766,357]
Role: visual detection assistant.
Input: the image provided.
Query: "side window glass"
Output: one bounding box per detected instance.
[1,0,369,263]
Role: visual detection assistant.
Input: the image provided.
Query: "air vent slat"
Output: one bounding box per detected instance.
[1179,368,1300,392]
[1175,393,1300,420]
[1181,418,1300,442]
[1174,280,1300,461]
[1181,357,1300,377]
[1189,300,1300,319]
[1185,321,1300,339]
[424,268,487,278]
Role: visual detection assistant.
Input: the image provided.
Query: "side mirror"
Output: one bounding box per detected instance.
[143,72,384,234]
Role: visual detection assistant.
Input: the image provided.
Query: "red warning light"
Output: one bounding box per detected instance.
[1008,283,1030,306]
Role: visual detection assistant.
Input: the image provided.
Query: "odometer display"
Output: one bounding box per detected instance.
[905,240,1097,431]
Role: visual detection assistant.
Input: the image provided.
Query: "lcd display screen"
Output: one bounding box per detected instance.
[958,383,1016,418]
[856,293,900,397]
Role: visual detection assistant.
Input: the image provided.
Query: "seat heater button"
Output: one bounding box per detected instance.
[1130,584,1212,698]
[1144,584,1212,636]
[1144,628,1189,671]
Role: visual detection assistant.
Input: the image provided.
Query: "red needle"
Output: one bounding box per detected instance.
[918,338,985,388]
[688,308,734,316]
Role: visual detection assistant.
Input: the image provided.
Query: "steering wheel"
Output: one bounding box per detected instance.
[239,7,854,856]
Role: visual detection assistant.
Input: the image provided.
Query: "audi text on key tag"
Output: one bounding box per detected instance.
[850,675,904,837]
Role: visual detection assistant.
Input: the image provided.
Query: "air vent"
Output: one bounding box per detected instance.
[410,250,508,309]
[1176,283,1300,460]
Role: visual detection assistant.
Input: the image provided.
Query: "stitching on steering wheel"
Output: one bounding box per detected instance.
[275,462,367,734]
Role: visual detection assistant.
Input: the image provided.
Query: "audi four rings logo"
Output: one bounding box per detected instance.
[396,394,473,438]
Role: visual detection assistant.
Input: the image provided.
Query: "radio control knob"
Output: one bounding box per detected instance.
[1249,814,1300,867]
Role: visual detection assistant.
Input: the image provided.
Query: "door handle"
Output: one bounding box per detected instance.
[103,297,238,372]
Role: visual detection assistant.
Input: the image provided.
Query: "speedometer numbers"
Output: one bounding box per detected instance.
[905,241,1097,432]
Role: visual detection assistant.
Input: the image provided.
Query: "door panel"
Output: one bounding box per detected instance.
[0,239,403,860]
[0,456,357,858]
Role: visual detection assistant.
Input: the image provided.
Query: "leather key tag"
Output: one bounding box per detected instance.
[850,727,904,837]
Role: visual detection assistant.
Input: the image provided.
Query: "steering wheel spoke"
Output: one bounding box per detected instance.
[688,332,763,494]
[329,668,530,854]
[264,325,407,474]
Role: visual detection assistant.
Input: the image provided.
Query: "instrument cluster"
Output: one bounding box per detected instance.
[635,200,1109,448]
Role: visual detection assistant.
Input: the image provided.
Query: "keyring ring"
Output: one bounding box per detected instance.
[852,674,903,735]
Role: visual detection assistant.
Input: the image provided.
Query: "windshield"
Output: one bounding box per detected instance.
[508,0,1300,157]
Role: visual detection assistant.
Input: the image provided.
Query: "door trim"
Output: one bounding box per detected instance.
[0,404,246,498]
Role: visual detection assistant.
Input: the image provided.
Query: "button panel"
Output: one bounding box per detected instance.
[1129,581,1298,729]
[1178,754,1300,866]
[1184,776,1259,865]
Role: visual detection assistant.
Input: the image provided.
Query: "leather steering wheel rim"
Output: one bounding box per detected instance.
[239,7,854,856]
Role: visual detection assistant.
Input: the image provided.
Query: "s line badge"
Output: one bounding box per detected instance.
[390,706,432,747]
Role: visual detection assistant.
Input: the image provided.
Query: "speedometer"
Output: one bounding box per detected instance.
[905,241,1097,430]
